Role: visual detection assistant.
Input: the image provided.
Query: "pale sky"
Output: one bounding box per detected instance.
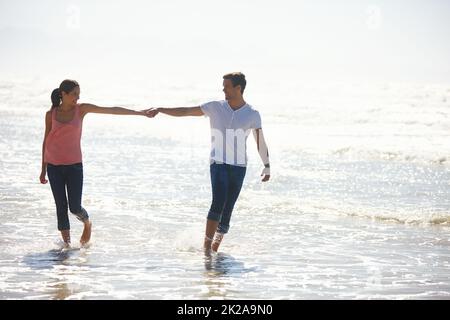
[1,0,450,83]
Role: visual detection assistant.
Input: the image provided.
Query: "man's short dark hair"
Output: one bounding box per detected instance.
[223,72,246,94]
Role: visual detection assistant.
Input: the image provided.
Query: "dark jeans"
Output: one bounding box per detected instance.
[47,162,89,231]
[207,162,246,234]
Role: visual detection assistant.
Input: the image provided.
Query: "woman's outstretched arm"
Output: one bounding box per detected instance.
[80,103,147,117]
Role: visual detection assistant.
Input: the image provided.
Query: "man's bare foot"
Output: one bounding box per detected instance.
[204,247,213,257]
[211,232,224,252]
[80,220,92,245]
[211,242,219,252]
[203,234,213,252]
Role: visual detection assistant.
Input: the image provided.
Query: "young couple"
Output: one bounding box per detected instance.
[40,72,270,253]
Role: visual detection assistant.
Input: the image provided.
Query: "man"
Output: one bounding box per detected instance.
[146,72,270,253]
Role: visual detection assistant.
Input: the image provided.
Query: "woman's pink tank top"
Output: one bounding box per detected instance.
[44,104,83,165]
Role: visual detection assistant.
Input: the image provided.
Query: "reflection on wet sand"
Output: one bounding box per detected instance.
[21,248,89,299]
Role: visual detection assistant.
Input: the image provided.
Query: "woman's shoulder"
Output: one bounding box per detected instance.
[78,103,94,112]
[76,103,88,115]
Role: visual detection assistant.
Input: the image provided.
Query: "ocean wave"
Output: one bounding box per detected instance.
[305,201,450,227]
[347,211,450,226]
[331,147,448,166]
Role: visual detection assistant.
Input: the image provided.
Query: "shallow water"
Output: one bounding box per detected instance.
[0,79,449,299]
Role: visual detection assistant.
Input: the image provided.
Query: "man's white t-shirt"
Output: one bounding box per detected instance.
[200,100,262,167]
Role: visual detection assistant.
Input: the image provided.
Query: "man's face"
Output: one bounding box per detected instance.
[223,79,241,100]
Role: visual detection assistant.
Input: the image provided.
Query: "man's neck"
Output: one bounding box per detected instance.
[227,98,246,110]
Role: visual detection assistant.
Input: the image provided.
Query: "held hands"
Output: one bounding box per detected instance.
[142,108,159,118]
[261,167,270,182]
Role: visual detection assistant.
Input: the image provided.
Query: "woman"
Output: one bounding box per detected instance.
[40,79,147,247]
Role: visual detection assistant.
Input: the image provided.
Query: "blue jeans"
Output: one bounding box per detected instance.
[47,162,89,231]
[207,162,246,234]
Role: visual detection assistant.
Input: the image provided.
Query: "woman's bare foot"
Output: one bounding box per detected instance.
[211,232,224,252]
[60,230,71,247]
[62,241,71,249]
[80,220,92,245]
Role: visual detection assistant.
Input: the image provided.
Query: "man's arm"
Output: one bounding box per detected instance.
[146,107,204,117]
[252,128,271,182]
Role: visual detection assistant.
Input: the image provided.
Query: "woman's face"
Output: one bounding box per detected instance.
[62,86,80,106]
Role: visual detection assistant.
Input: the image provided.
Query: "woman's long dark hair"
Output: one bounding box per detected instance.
[51,79,79,108]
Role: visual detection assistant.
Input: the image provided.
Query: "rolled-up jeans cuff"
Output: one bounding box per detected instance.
[207,211,221,222]
[217,225,229,234]
[73,207,89,222]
